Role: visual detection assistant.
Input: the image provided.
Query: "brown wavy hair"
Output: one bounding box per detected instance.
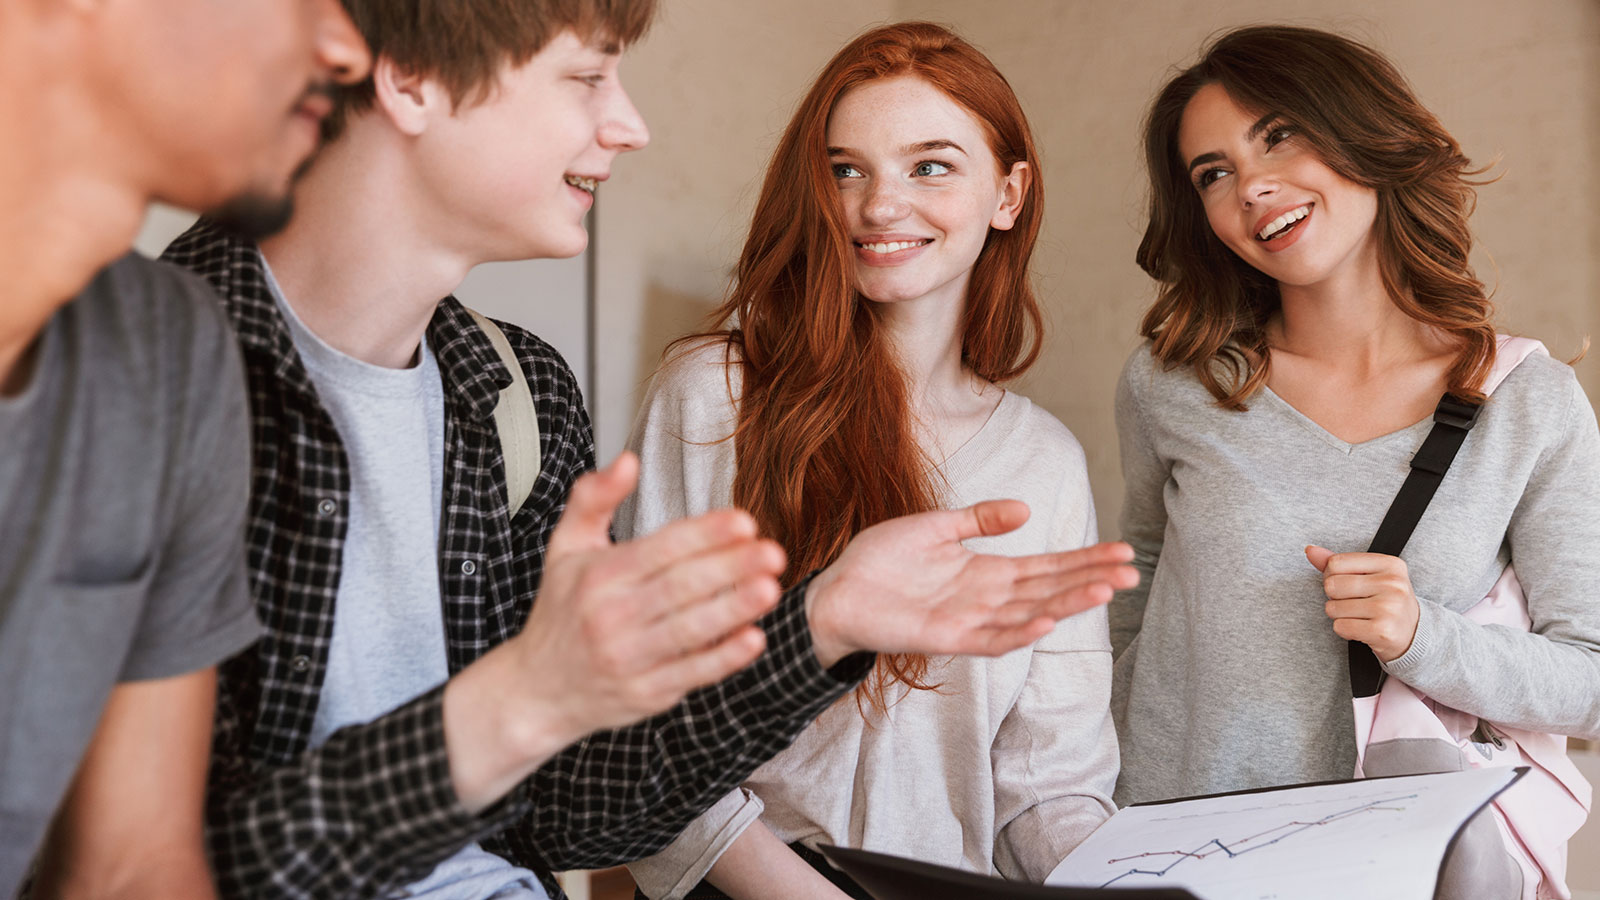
[1136,25,1497,409]
[677,21,1044,713]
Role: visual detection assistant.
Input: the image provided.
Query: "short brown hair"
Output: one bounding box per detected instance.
[324,0,657,140]
[1136,25,1496,410]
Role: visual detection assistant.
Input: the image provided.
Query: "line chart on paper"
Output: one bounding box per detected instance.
[1097,792,1416,887]
[1045,768,1519,900]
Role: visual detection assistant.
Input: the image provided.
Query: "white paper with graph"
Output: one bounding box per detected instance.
[1045,767,1520,899]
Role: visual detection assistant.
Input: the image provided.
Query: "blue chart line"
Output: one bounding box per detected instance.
[1099,793,1417,887]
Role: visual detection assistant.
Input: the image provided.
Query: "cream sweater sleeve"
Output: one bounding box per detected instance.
[614,340,742,541]
[990,420,1117,879]
[627,788,768,900]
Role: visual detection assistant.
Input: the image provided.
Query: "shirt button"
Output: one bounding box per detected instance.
[290,655,311,673]
[317,498,337,517]
[460,559,477,576]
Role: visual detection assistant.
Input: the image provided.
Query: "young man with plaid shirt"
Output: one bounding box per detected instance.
[163,1,1139,897]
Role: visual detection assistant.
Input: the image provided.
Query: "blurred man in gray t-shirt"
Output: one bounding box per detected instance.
[0,2,369,895]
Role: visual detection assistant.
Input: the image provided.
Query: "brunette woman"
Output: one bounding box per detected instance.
[1113,24,1598,895]
[619,21,1127,900]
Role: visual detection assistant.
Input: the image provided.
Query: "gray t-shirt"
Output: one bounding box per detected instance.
[0,254,261,896]
[1110,343,1600,807]
[266,260,544,900]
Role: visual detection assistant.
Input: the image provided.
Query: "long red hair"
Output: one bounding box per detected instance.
[678,21,1044,713]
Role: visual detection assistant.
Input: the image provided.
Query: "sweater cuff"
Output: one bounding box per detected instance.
[627,788,766,900]
[1381,595,1443,682]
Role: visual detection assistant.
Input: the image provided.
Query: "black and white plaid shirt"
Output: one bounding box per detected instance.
[163,221,869,900]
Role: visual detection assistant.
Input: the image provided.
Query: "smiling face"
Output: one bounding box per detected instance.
[410,29,649,263]
[825,75,1026,309]
[100,0,370,226]
[1178,82,1379,291]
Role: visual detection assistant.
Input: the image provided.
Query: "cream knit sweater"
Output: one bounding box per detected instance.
[618,341,1118,898]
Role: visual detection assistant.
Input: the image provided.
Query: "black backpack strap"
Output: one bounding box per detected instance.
[1347,394,1481,698]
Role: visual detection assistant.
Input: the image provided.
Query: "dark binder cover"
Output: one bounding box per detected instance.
[817,845,1201,899]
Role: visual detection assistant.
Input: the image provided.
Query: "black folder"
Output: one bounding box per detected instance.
[817,844,1201,900]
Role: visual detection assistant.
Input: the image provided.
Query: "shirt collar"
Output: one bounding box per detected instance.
[426,298,513,423]
[164,219,513,422]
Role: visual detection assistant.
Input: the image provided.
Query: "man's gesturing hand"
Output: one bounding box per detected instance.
[444,453,785,811]
[804,499,1139,668]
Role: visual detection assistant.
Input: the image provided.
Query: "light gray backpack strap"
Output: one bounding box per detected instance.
[466,308,541,519]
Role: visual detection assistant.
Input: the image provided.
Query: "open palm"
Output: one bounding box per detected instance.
[805,499,1138,666]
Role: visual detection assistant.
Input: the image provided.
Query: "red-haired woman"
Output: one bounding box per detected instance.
[1113,25,1599,895]
[619,21,1121,900]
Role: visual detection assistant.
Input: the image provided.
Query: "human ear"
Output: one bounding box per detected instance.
[371,56,445,137]
[990,160,1030,231]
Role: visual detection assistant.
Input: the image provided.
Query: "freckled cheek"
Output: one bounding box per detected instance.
[931,194,995,240]
[829,184,865,224]
[841,201,868,232]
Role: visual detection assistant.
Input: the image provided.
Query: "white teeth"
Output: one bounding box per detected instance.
[565,175,597,194]
[1258,205,1310,240]
[859,240,930,254]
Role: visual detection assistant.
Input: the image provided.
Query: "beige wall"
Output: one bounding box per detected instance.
[598,0,1600,543]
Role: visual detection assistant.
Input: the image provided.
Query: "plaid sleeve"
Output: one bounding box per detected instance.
[206,670,525,899]
[488,584,874,872]
[480,324,874,873]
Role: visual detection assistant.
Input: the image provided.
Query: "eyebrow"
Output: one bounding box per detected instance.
[903,139,967,155]
[1245,111,1282,142]
[1185,111,1281,174]
[580,34,623,55]
[827,139,969,157]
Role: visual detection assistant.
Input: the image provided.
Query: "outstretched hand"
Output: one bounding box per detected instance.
[804,499,1139,668]
[526,452,788,730]
[1306,545,1420,663]
[445,453,786,811]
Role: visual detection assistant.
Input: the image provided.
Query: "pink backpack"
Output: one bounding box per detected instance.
[1351,336,1592,900]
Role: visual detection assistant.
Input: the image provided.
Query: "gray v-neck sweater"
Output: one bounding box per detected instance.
[1110,343,1600,807]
